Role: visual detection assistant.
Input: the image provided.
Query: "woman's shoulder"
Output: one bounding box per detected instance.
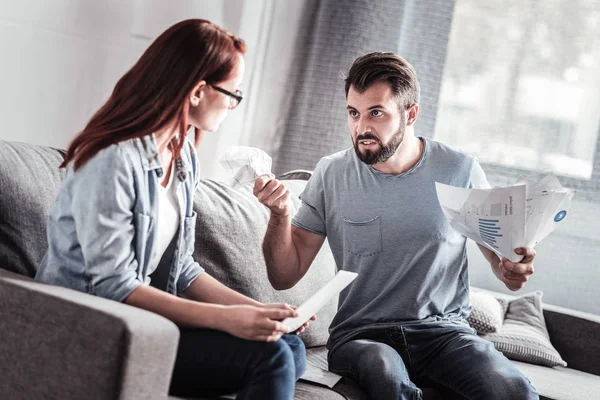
[69,142,136,181]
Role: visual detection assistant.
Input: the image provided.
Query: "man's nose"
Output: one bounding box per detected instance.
[356,116,371,135]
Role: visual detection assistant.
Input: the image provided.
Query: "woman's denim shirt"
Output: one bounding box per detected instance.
[35,134,204,302]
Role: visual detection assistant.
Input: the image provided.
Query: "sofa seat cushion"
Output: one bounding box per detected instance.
[513,361,600,400]
[168,379,347,400]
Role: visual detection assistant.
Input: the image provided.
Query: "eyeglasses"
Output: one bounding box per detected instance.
[210,85,243,109]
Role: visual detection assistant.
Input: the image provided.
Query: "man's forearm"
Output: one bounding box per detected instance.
[477,244,503,281]
[263,214,302,290]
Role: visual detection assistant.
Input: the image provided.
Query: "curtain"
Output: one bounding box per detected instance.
[273,0,456,174]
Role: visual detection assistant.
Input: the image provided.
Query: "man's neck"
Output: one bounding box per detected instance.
[371,132,423,175]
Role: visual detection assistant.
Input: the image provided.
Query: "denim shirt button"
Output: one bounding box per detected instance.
[175,158,186,181]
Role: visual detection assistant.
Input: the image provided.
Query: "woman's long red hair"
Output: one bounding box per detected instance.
[62,19,246,170]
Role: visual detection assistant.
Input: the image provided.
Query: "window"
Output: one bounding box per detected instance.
[435,0,600,182]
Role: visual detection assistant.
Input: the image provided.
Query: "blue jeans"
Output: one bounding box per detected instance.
[328,320,539,400]
[169,329,306,400]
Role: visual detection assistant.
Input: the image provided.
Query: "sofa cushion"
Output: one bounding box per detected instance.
[482,291,567,367]
[467,291,508,333]
[192,179,337,347]
[0,140,65,277]
[513,360,600,400]
[169,381,348,400]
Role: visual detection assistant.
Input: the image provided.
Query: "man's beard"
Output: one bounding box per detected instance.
[353,124,405,165]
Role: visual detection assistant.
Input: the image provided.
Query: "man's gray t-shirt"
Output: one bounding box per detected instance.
[292,138,490,349]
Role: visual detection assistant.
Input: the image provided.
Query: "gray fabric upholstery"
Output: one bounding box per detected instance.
[513,361,600,400]
[0,140,65,276]
[482,291,567,367]
[543,305,600,376]
[192,179,337,347]
[274,0,456,174]
[0,268,179,400]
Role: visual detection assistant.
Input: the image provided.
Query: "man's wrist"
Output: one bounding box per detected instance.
[491,257,503,280]
[270,211,291,223]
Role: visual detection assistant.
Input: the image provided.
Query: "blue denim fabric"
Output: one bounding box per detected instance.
[35,134,204,301]
[170,330,306,400]
[328,320,539,400]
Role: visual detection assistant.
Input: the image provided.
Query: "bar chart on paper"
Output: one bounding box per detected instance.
[435,175,573,262]
[478,218,502,250]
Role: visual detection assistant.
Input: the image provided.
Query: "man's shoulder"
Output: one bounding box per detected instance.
[425,138,475,168]
[315,148,355,173]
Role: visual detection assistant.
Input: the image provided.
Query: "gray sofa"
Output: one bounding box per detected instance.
[1,139,599,400]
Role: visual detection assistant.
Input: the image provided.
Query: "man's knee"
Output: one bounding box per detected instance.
[483,368,539,400]
[360,346,405,380]
[332,340,418,398]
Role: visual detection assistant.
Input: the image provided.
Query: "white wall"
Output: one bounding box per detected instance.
[0,0,304,180]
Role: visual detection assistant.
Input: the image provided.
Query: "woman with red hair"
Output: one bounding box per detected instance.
[36,19,305,399]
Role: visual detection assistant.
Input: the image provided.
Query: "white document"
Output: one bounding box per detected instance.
[219,146,272,189]
[521,174,575,248]
[300,364,343,388]
[282,270,358,332]
[435,174,574,262]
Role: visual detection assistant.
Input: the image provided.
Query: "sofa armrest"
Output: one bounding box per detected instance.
[542,304,600,376]
[0,270,180,400]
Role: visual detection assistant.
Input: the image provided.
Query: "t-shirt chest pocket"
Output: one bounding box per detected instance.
[341,215,383,257]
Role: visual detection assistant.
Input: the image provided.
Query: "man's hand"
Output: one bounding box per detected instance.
[497,247,536,291]
[253,174,292,217]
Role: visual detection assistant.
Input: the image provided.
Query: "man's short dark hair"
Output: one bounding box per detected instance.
[344,52,420,108]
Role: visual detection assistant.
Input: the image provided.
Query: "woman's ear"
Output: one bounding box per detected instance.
[190,80,206,107]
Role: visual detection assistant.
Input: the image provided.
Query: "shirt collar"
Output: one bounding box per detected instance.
[133,134,190,182]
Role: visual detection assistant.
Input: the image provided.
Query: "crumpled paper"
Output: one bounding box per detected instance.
[219,146,273,189]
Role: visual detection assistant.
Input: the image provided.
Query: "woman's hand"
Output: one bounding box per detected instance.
[262,303,317,335]
[218,304,298,342]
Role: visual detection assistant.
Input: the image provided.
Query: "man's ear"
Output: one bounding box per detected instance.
[406,104,419,126]
[189,80,207,107]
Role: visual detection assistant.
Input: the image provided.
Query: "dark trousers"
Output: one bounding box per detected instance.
[329,320,538,400]
[169,328,306,400]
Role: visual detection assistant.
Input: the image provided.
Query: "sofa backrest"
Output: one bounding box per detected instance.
[1,139,337,346]
[0,140,65,277]
[192,178,338,348]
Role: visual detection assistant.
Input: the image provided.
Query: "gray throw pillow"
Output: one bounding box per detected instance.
[467,291,508,334]
[0,140,66,277]
[482,291,567,367]
[192,178,337,347]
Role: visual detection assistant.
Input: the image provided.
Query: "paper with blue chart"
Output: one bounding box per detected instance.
[435,174,574,263]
